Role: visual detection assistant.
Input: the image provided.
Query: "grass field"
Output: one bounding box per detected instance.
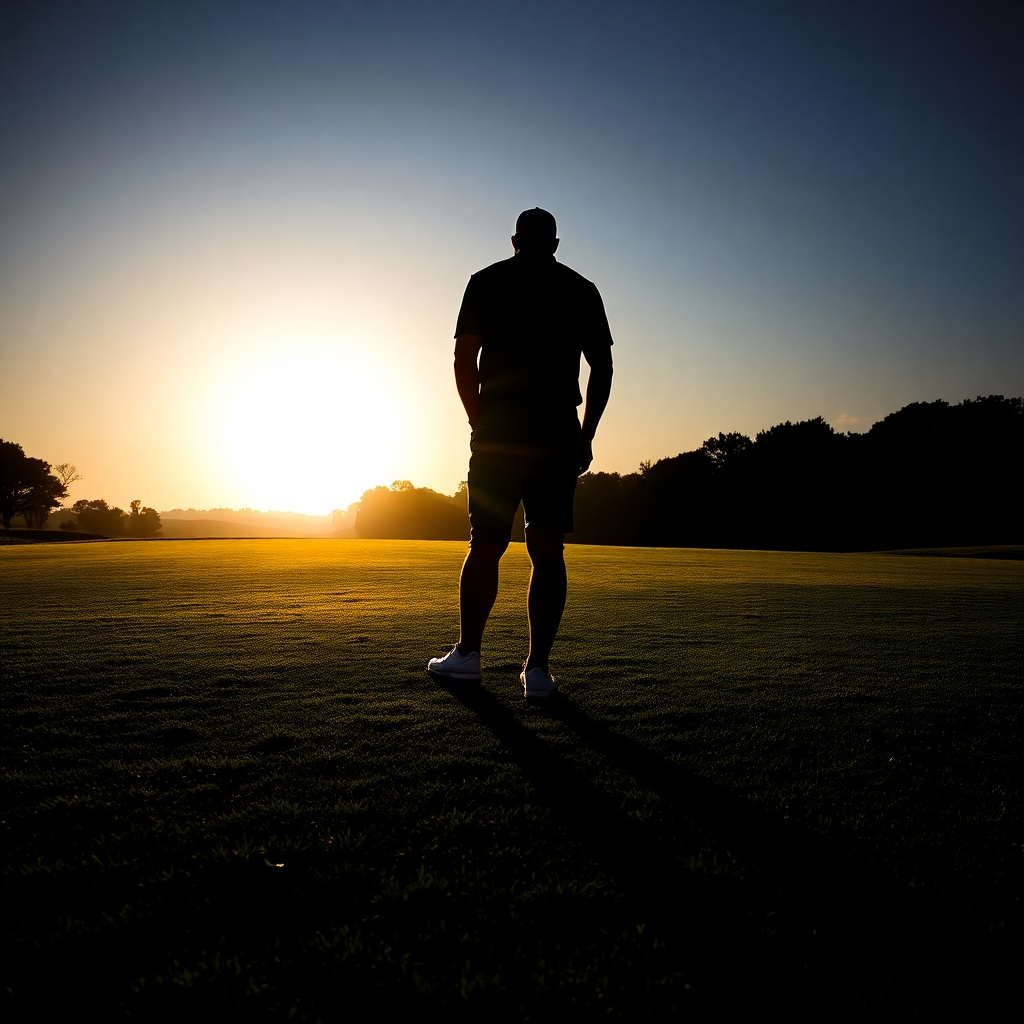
[2,540,1021,1019]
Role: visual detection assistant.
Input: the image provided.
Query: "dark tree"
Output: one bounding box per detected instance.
[22,476,68,529]
[741,416,850,549]
[856,395,1024,548]
[61,499,127,536]
[52,463,83,491]
[573,471,644,546]
[356,482,468,540]
[127,499,162,538]
[0,439,67,529]
[702,431,752,473]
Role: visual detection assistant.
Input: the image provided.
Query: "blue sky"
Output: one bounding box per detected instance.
[1,1,1021,512]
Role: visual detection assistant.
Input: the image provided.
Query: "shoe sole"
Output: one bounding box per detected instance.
[427,668,482,682]
[521,679,558,699]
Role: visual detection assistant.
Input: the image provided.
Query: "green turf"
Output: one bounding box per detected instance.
[2,540,1021,1018]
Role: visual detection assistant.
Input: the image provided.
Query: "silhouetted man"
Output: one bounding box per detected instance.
[427,208,614,698]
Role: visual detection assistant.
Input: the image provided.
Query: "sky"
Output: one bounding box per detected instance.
[1,0,1021,515]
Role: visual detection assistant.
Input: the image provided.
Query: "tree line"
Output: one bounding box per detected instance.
[0,440,161,537]
[59,499,162,538]
[354,396,1022,550]
[6,395,1019,548]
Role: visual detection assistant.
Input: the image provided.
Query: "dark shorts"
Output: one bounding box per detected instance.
[468,405,582,545]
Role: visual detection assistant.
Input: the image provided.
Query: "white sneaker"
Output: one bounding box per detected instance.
[521,666,558,699]
[427,644,482,682]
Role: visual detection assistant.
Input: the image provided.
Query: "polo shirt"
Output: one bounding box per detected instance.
[455,253,614,414]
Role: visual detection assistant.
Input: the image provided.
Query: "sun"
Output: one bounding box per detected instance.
[213,348,404,513]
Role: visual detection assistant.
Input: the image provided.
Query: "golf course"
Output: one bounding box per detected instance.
[2,539,1021,1018]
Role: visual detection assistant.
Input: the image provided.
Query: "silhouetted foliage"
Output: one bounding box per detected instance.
[127,499,162,538]
[570,396,1022,550]
[0,439,67,529]
[573,471,645,545]
[353,397,1022,551]
[355,481,469,540]
[51,463,82,491]
[61,499,128,536]
[56,498,162,537]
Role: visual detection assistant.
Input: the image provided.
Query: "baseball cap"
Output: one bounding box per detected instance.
[515,207,557,240]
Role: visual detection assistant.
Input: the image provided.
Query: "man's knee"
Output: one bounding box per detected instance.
[467,539,508,563]
[525,528,564,566]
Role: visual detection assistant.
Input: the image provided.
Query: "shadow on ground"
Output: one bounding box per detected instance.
[434,675,1013,1015]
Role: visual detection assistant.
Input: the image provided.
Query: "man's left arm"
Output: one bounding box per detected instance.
[454,334,484,428]
[579,345,613,474]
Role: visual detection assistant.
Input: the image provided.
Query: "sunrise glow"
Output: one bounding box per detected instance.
[211,347,405,514]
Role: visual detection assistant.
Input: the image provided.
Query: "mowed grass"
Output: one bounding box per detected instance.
[2,540,1021,1019]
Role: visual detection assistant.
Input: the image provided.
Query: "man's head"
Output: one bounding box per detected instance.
[512,208,559,255]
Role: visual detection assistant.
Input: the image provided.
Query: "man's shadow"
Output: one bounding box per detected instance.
[431,676,712,907]
[438,676,845,894]
[430,674,757,1000]
[431,675,978,1011]
[543,692,836,881]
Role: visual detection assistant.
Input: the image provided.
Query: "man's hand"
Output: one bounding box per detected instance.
[578,435,594,475]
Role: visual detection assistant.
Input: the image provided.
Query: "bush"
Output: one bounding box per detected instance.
[355,482,468,540]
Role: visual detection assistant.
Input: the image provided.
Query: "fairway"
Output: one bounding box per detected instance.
[3,540,1021,1017]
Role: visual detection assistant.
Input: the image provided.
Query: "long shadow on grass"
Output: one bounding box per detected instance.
[433,677,712,909]
[540,693,1012,1014]
[545,696,883,934]
[436,678,1000,1013]
[545,694,850,892]
[433,676,830,1007]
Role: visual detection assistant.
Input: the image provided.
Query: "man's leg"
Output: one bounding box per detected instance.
[524,528,566,672]
[458,541,508,654]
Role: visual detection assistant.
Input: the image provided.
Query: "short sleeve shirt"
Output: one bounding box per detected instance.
[455,254,613,412]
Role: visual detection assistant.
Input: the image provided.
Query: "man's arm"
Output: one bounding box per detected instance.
[579,345,613,474]
[454,334,483,428]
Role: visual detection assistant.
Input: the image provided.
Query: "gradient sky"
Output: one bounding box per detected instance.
[1,1,1021,514]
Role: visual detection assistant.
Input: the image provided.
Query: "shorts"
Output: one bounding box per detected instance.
[467,405,582,545]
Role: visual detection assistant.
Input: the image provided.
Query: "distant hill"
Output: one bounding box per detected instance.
[30,506,354,538]
[159,507,353,537]
[158,519,319,539]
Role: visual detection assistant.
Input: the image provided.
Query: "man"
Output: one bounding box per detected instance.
[427,208,614,698]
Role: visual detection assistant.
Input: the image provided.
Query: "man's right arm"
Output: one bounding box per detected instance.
[454,334,483,428]
[579,345,613,474]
